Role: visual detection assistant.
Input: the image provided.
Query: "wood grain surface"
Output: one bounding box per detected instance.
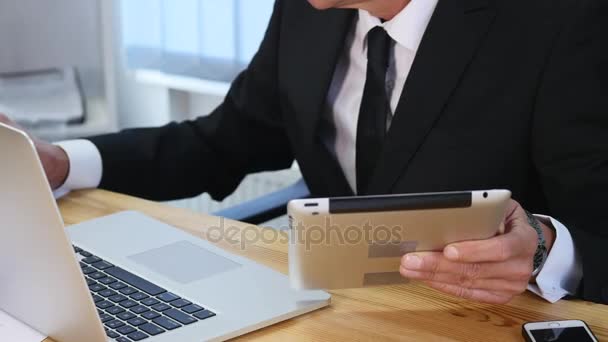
[43,190,607,341]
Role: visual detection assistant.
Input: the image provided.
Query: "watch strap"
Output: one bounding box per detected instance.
[525,210,549,277]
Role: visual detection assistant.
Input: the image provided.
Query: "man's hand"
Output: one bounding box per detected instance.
[0,113,70,189]
[400,200,556,304]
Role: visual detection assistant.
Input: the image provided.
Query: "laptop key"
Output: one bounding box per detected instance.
[152,316,181,330]
[92,260,113,270]
[116,337,130,342]
[99,277,117,285]
[157,292,180,302]
[99,313,113,323]
[82,256,102,264]
[106,330,119,338]
[127,331,150,341]
[79,250,93,257]
[109,294,128,303]
[127,317,147,327]
[105,267,166,296]
[193,310,216,320]
[142,298,160,306]
[119,286,137,295]
[117,311,136,321]
[120,300,138,308]
[130,305,150,314]
[116,325,136,335]
[152,303,171,312]
[106,306,126,315]
[170,299,191,308]
[92,295,104,303]
[182,304,204,314]
[105,319,125,329]
[96,300,114,309]
[89,272,106,280]
[74,246,82,253]
[141,311,161,320]
[110,282,127,290]
[139,323,165,336]
[89,284,106,292]
[99,289,117,298]
[164,308,197,325]
[130,292,149,301]
[86,278,96,286]
[82,267,96,275]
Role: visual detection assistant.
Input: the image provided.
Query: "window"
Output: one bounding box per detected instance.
[120,0,275,82]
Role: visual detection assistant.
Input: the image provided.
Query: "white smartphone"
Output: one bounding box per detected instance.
[522,320,598,342]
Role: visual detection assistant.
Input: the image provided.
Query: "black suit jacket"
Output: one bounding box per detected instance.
[89,0,608,303]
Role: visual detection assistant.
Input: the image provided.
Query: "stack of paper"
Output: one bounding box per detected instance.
[0,67,85,127]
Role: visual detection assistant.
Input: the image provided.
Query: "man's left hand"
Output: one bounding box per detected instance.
[400,200,555,304]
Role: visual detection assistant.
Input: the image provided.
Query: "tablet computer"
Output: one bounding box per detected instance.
[288,190,511,290]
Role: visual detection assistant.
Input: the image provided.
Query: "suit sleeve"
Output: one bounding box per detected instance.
[532,0,608,304]
[87,0,293,202]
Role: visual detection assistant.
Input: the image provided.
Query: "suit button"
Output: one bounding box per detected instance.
[602,286,608,304]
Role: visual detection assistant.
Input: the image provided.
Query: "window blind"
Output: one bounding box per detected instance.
[120,0,274,82]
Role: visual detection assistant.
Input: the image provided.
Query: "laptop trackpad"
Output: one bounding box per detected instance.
[128,241,241,284]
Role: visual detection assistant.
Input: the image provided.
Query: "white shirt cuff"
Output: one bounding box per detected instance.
[52,140,103,196]
[527,215,583,303]
[52,188,70,200]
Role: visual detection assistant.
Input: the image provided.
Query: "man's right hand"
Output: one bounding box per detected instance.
[0,113,70,190]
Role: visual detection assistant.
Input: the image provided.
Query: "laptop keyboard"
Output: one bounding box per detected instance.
[74,245,216,341]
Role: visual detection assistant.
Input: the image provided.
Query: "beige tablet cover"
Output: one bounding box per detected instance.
[288,190,510,290]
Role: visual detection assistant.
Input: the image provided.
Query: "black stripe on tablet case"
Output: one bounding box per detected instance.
[329,192,472,214]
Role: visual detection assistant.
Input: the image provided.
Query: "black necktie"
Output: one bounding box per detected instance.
[356,27,392,195]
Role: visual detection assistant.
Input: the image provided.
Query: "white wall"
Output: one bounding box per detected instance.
[0,0,104,100]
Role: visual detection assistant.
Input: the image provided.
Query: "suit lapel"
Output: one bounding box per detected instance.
[282,5,356,196]
[367,0,497,194]
[283,7,355,144]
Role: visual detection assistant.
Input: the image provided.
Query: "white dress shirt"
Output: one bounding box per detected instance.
[325,0,438,194]
[56,0,581,303]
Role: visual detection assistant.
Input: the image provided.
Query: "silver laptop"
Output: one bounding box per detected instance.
[0,123,330,342]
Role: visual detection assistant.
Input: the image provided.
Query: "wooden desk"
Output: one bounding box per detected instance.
[46,190,607,342]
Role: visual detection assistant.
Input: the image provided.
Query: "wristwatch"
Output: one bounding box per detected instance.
[525,210,549,277]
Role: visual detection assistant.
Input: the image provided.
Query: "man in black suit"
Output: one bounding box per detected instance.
[2,0,607,304]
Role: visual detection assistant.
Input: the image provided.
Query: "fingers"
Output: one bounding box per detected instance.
[400,267,530,293]
[0,113,10,124]
[400,200,538,305]
[423,281,515,304]
[0,113,25,131]
[401,253,533,281]
[443,222,537,264]
[443,234,519,264]
[399,252,528,304]
[402,252,482,278]
[503,199,520,221]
